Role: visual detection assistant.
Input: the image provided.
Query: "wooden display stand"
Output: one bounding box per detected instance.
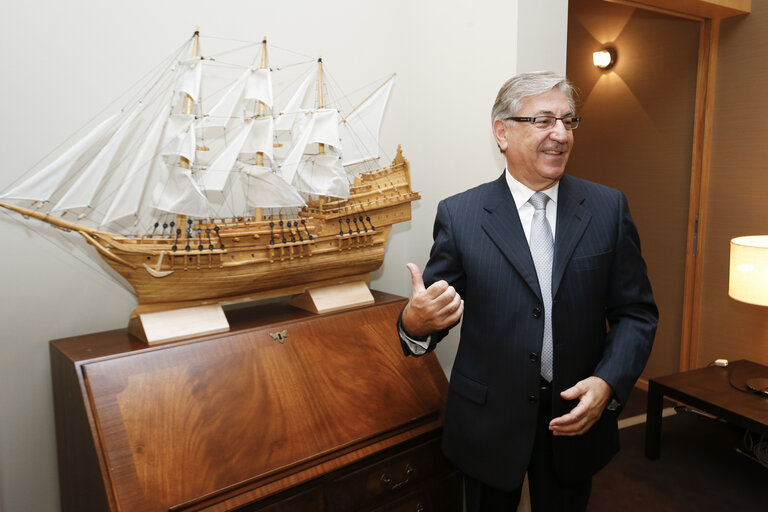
[127,303,231,345]
[289,280,375,314]
[50,291,460,512]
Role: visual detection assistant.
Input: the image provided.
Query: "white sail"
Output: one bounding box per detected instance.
[244,68,273,108]
[153,163,209,217]
[2,35,398,229]
[280,113,314,185]
[0,114,117,202]
[199,122,252,201]
[100,106,169,227]
[205,163,305,218]
[293,153,349,199]
[339,76,394,165]
[204,169,247,219]
[176,57,202,103]
[51,108,140,213]
[160,114,196,165]
[198,68,248,130]
[240,117,275,163]
[280,108,348,199]
[275,72,312,131]
[242,165,306,208]
[307,108,341,149]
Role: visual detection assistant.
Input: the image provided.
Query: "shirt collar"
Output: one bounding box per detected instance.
[504,168,559,210]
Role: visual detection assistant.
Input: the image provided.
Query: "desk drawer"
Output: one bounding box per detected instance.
[370,471,462,512]
[329,438,451,511]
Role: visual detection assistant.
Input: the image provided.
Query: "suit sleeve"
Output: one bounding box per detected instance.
[397,198,466,356]
[593,193,658,404]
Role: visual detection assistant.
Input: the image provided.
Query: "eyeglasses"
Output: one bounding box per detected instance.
[504,115,581,130]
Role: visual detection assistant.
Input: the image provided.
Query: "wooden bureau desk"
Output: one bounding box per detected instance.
[50,291,461,511]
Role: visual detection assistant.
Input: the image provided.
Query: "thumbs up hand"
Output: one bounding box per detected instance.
[401,262,464,338]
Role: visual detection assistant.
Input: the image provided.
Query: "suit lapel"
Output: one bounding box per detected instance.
[481,174,542,299]
[552,175,591,296]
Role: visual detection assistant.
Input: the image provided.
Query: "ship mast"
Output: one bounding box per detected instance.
[183,29,200,125]
[309,56,328,208]
[253,37,268,222]
[256,37,268,163]
[176,28,200,240]
[317,57,325,156]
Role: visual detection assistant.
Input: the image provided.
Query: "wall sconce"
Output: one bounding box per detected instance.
[729,235,768,395]
[593,46,617,70]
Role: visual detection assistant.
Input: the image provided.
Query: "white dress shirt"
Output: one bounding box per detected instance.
[400,170,560,355]
[504,169,558,242]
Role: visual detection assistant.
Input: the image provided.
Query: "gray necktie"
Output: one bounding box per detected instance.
[529,192,554,382]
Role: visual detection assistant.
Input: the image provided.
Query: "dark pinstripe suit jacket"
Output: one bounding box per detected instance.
[404,172,657,490]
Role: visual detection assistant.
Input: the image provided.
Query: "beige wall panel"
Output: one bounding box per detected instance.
[698,4,768,367]
[567,0,700,379]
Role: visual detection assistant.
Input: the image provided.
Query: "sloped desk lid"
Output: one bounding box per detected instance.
[80,297,446,511]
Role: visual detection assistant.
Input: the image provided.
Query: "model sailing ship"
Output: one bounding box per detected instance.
[0,30,419,314]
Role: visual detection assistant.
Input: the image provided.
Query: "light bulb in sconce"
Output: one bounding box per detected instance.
[593,46,617,70]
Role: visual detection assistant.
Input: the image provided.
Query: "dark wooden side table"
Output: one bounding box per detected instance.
[645,360,768,459]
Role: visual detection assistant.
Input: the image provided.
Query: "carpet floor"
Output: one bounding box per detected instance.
[589,408,768,511]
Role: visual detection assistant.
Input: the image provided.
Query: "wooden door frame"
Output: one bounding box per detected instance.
[680,17,719,371]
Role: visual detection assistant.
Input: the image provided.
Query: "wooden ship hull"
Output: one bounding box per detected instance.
[1,149,419,315]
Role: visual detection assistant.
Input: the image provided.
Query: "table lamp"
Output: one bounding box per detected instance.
[729,235,768,395]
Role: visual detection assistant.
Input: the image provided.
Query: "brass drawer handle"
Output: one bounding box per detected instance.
[380,463,415,491]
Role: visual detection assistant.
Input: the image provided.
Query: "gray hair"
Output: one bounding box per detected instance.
[491,71,576,122]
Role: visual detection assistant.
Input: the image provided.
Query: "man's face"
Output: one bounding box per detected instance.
[493,87,574,191]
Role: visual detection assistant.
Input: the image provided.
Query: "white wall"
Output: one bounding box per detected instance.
[517,0,569,73]
[0,1,566,510]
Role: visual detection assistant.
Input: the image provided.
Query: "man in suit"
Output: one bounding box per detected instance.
[397,71,658,511]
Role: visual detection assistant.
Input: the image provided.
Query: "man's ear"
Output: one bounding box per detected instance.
[493,119,509,152]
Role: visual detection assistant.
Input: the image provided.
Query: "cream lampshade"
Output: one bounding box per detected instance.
[729,235,768,306]
[729,235,768,396]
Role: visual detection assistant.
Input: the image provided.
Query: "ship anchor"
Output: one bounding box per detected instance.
[143,251,174,278]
